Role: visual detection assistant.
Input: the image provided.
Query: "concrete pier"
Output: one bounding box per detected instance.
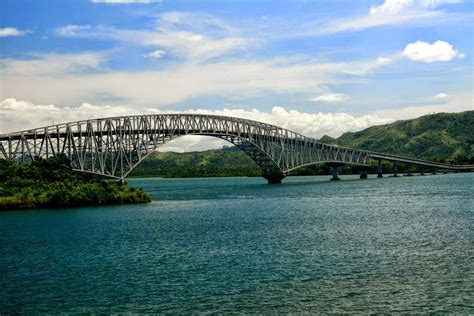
[330,165,341,181]
[264,174,285,184]
[405,164,413,176]
[377,160,383,178]
[392,162,398,177]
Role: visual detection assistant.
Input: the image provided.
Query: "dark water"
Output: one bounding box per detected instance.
[1,173,473,313]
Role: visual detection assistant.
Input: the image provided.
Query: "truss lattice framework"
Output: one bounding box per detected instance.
[0,114,471,183]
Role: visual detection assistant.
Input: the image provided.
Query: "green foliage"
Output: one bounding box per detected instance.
[130,146,263,178]
[0,155,150,210]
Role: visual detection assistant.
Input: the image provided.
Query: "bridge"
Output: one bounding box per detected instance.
[0,114,472,183]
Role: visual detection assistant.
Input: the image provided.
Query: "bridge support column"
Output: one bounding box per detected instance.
[377,160,383,178]
[118,177,127,185]
[329,164,341,181]
[405,164,413,176]
[392,162,398,177]
[263,173,285,185]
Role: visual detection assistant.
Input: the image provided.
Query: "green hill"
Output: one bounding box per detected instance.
[129,111,473,178]
[320,111,474,163]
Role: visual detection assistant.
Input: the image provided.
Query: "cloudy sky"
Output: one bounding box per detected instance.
[0,0,472,151]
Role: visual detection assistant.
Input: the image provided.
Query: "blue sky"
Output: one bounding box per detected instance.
[0,0,472,149]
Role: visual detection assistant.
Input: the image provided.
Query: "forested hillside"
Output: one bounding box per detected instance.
[320,111,473,162]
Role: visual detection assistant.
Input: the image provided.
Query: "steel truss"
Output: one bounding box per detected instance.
[0,114,471,183]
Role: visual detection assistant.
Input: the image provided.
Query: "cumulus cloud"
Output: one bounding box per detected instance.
[310,93,347,102]
[145,49,165,59]
[434,92,448,98]
[402,40,462,62]
[0,27,30,37]
[0,98,133,133]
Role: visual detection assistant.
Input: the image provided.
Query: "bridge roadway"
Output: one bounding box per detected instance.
[0,114,472,183]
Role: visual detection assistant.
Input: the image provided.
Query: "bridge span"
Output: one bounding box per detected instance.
[0,114,472,183]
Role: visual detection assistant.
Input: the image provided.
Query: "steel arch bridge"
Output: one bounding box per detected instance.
[0,114,472,183]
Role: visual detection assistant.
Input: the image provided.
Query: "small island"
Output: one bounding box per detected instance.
[0,155,150,210]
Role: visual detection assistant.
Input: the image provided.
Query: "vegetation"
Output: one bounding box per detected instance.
[129,111,473,178]
[130,146,263,178]
[0,155,150,210]
[320,111,474,164]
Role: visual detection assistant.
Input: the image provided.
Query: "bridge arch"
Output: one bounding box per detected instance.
[123,132,286,183]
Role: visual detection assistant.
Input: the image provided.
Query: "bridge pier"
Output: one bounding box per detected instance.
[377,160,383,178]
[392,162,398,177]
[263,173,285,184]
[405,164,413,176]
[328,164,342,181]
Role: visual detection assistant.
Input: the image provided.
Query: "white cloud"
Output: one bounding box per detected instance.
[0,52,105,76]
[376,57,392,65]
[145,49,165,59]
[56,25,92,36]
[434,92,448,98]
[310,0,464,36]
[56,25,249,62]
[310,93,347,102]
[402,40,462,62]
[370,0,413,16]
[91,0,160,3]
[0,98,133,133]
[374,101,470,120]
[370,0,461,15]
[419,0,462,8]
[0,53,391,107]
[0,27,30,37]
[56,13,250,62]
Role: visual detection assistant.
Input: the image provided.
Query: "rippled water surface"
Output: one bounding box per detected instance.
[1,173,473,313]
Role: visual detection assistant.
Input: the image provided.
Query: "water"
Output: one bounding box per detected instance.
[1,173,473,313]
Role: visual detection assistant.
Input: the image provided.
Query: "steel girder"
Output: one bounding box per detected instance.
[0,114,471,182]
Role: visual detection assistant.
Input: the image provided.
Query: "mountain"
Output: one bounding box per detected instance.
[320,111,473,163]
[129,111,473,178]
